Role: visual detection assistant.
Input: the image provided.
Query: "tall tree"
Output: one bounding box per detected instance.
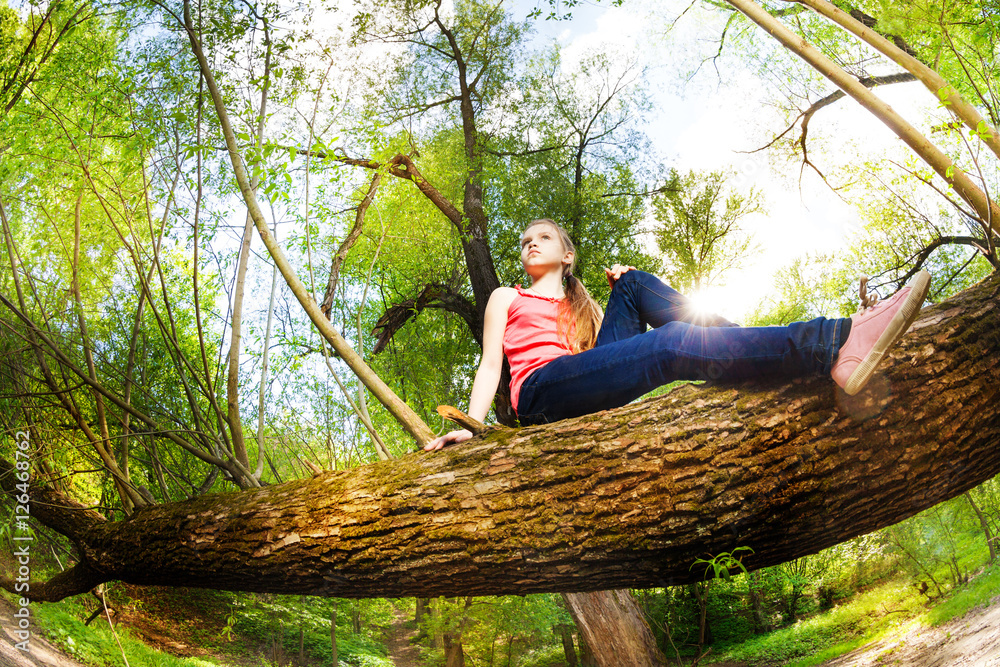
[652,168,762,293]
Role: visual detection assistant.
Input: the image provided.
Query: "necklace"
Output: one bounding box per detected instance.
[527,286,565,300]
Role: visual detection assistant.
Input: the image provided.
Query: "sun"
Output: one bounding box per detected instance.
[684,279,769,325]
[686,286,737,321]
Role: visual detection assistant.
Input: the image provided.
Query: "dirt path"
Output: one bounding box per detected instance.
[385,608,422,667]
[821,597,1000,667]
[0,595,88,667]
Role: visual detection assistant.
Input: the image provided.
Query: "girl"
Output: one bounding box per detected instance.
[425,219,930,450]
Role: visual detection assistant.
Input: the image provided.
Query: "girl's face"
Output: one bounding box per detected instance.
[520,223,573,277]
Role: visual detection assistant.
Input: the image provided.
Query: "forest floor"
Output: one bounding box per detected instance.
[2,590,999,667]
[0,586,257,667]
[0,594,89,667]
[385,608,422,667]
[817,595,1000,667]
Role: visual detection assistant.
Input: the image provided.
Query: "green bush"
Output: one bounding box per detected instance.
[708,579,921,665]
[518,644,569,667]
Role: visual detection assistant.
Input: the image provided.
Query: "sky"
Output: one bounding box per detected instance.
[511,0,937,320]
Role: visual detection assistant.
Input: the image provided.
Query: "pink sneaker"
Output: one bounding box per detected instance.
[832,271,931,395]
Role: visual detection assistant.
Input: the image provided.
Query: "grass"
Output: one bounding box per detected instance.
[926,559,1000,626]
[5,585,396,667]
[706,579,921,666]
[519,644,570,667]
[706,558,1000,666]
[32,600,223,667]
[8,545,998,667]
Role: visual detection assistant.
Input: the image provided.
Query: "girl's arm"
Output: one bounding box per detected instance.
[424,287,517,451]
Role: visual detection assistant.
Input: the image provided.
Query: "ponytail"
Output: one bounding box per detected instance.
[525,219,604,353]
[562,272,603,353]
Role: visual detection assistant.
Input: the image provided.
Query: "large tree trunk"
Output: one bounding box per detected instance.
[563,591,666,666]
[3,274,1000,602]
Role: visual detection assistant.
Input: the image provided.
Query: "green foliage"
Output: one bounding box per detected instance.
[652,168,763,294]
[222,593,393,664]
[746,253,851,326]
[518,643,572,667]
[17,587,399,667]
[341,655,395,667]
[927,560,1000,626]
[747,160,997,328]
[712,579,925,665]
[31,597,218,667]
[416,594,572,667]
[626,475,1000,663]
[693,546,754,581]
[2,1,999,665]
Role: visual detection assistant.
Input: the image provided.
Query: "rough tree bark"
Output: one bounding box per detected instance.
[3,273,999,603]
[563,591,667,667]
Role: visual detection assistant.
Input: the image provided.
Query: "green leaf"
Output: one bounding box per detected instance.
[937,86,952,106]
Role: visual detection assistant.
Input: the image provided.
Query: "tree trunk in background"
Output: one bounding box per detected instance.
[563,590,666,666]
[330,607,338,667]
[965,492,996,563]
[351,604,361,634]
[431,601,441,649]
[4,275,1000,602]
[748,571,768,633]
[689,583,712,655]
[443,596,473,667]
[563,590,666,667]
[415,597,429,626]
[443,632,466,667]
[555,623,578,667]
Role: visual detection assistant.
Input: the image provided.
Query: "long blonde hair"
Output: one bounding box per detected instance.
[525,219,603,353]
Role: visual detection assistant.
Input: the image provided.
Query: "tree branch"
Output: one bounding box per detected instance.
[321,172,383,318]
[175,0,435,446]
[748,73,917,159]
[728,0,1000,232]
[372,282,481,354]
[0,562,105,602]
[792,0,1000,161]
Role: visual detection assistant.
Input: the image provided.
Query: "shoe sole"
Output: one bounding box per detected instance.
[844,270,931,395]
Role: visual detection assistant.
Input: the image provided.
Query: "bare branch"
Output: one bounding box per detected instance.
[321,172,383,318]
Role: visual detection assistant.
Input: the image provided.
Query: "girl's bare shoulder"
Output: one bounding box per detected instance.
[489,286,519,307]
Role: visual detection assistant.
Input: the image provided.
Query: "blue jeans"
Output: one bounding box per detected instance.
[516,270,846,424]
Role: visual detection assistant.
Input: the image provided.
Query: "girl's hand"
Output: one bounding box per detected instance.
[423,429,473,451]
[605,264,636,288]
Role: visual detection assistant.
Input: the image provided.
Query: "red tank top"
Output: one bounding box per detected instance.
[503,287,573,412]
